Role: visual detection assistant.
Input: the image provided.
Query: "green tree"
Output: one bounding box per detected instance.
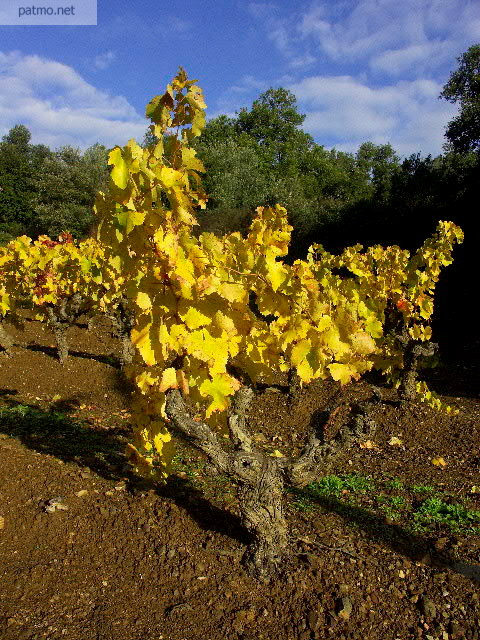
[197,90,401,251]
[0,125,49,242]
[31,143,109,239]
[195,140,271,236]
[356,142,401,204]
[195,114,238,148]
[196,90,323,238]
[440,44,480,153]
[236,87,314,172]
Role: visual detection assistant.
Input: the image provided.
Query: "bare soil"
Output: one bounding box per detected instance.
[0,313,479,640]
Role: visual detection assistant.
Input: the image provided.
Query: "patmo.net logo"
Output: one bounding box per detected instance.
[0,0,96,24]
[18,5,76,18]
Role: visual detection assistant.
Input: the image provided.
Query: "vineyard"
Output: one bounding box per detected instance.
[0,70,479,640]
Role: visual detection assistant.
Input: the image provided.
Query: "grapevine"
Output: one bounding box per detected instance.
[0,67,463,579]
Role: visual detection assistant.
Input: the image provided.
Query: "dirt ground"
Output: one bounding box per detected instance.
[0,313,479,640]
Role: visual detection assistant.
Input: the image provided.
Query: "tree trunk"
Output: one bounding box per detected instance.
[120,334,135,366]
[237,457,289,579]
[287,367,301,404]
[399,339,437,401]
[54,325,69,363]
[46,306,69,363]
[164,388,288,579]
[164,385,380,580]
[0,321,13,356]
[109,297,135,366]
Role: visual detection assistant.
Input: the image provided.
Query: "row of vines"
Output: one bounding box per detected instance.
[0,69,463,578]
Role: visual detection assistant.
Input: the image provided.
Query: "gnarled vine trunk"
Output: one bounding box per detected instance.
[235,456,288,578]
[165,385,379,579]
[398,338,437,401]
[108,297,135,366]
[46,306,69,363]
[0,321,14,356]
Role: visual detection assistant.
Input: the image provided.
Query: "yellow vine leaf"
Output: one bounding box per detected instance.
[351,331,376,356]
[217,282,247,303]
[158,368,178,392]
[265,253,288,291]
[178,300,212,330]
[184,328,229,374]
[291,339,311,367]
[114,210,146,237]
[131,321,156,366]
[135,370,159,394]
[296,359,313,384]
[199,374,241,417]
[360,440,379,450]
[125,443,154,474]
[328,362,358,385]
[136,291,152,310]
[108,147,129,189]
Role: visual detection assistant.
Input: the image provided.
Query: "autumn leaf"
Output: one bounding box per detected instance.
[360,440,379,450]
[388,436,403,446]
[431,456,447,467]
[108,147,129,189]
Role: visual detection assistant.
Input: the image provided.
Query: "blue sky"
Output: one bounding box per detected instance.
[1,0,479,157]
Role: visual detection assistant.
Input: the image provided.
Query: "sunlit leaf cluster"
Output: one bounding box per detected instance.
[0,69,463,477]
[93,69,462,478]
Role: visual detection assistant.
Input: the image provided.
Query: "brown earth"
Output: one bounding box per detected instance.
[0,313,479,640]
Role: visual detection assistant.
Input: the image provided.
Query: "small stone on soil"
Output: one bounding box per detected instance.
[419,595,437,619]
[336,596,353,620]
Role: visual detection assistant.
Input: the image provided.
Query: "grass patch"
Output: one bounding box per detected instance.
[287,473,374,512]
[412,496,480,534]
[307,473,374,498]
[385,478,404,490]
[286,471,480,538]
[411,484,435,493]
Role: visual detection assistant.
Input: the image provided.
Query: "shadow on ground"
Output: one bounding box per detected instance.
[1,389,478,584]
[24,343,121,368]
[0,389,247,544]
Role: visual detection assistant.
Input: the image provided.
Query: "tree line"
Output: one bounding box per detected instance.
[0,127,109,244]
[0,44,478,357]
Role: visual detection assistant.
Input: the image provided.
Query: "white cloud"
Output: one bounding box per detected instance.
[94,51,116,70]
[299,0,426,61]
[247,2,317,69]
[210,74,269,117]
[370,42,454,76]
[229,74,268,94]
[0,51,146,149]
[249,0,480,77]
[298,0,480,63]
[242,0,475,155]
[289,74,457,156]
